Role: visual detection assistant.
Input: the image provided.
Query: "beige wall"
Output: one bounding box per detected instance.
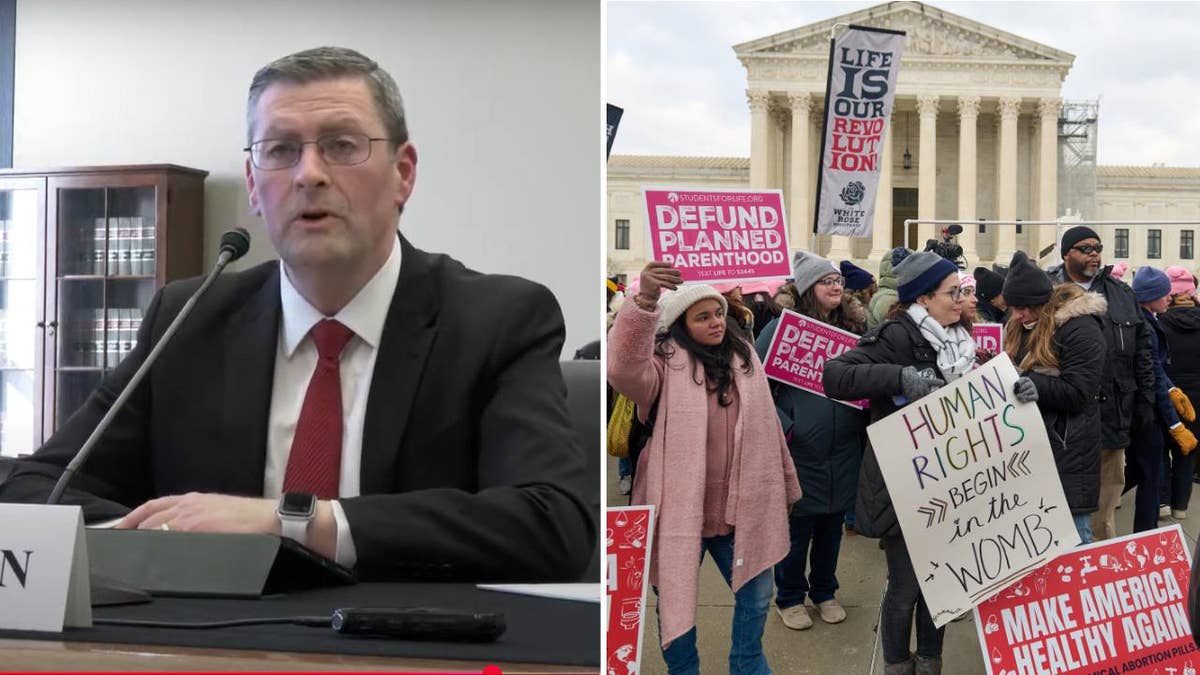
[14,0,600,354]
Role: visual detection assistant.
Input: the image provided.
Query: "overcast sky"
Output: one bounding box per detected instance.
[607,1,1200,166]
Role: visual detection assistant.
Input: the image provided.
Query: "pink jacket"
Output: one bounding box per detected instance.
[607,301,800,647]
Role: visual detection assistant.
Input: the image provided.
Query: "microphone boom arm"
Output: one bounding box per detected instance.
[47,236,247,506]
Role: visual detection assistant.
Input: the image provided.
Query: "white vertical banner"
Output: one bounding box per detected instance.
[814,24,906,238]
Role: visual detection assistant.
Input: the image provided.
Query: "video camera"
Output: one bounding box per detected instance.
[924,224,967,270]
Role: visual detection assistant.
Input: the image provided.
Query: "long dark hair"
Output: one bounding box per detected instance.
[795,285,860,333]
[655,312,754,407]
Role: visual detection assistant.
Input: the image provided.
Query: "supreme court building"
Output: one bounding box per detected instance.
[608,1,1200,281]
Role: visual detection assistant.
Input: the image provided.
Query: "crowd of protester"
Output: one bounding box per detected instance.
[606,225,1200,675]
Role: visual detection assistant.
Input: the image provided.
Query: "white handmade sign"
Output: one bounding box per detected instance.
[867,353,1077,627]
[0,503,92,632]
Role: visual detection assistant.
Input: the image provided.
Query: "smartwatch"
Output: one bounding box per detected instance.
[277,492,317,546]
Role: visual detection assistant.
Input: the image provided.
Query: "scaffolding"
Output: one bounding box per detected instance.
[1058,100,1099,220]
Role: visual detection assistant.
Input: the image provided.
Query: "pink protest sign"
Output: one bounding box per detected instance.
[763,309,868,409]
[642,187,791,283]
[974,525,1195,675]
[974,323,1003,355]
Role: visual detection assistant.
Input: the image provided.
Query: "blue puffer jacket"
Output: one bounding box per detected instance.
[756,316,869,516]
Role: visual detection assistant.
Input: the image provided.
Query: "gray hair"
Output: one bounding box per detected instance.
[246,46,408,146]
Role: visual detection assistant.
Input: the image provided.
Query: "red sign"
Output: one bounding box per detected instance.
[642,187,790,283]
[973,525,1196,675]
[762,309,868,409]
[606,506,655,675]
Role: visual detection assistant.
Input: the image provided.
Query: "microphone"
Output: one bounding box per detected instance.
[47,228,252,505]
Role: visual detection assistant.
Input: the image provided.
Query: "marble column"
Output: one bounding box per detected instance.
[748,90,770,188]
[956,96,980,266]
[869,119,894,266]
[994,96,1021,264]
[1038,97,1063,256]
[788,93,812,250]
[916,95,940,245]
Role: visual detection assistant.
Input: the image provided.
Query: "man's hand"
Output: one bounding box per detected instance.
[115,493,278,534]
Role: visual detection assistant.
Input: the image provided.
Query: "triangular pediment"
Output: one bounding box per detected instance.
[734,1,1074,64]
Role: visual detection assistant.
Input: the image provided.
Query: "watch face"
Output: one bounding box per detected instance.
[279,492,316,517]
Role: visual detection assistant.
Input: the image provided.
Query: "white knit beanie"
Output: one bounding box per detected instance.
[657,284,728,333]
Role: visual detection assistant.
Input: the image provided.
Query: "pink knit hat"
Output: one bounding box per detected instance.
[1110,261,1128,280]
[957,272,977,289]
[1166,266,1197,298]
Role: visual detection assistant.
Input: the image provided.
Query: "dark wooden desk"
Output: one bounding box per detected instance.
[0,638,595,672]
[0,583,599,672]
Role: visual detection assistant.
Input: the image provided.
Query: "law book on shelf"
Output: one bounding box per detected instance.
[92,308,106,368]
[93,218,107,276]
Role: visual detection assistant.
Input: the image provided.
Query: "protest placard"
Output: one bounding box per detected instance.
[814,25,905,238]
[642,187,790,283]
[606,506,654,675]
[974,525,1195,675]
[762,309,868,409]
[974,323,1003,355]
[866,353,1078,627]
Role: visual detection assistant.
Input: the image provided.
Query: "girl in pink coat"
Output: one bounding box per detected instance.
[608,261,800,675]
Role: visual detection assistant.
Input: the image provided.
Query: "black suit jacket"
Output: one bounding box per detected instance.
[0,235,594,582]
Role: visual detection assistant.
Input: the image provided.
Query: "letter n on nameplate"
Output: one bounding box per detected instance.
[0,503,92,631]
[866,353,1078,628]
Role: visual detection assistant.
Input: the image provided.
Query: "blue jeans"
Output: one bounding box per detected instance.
[657,532,774,675]
[775,511,844,608]
[618,456,632,478]
[1073,513,1094,545]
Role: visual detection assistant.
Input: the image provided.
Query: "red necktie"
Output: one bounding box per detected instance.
[282,319,355,499]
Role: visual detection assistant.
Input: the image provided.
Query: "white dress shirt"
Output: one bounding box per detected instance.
[263,236,403,568]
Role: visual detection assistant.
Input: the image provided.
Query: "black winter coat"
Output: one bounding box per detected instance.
[1158,305,1200,445]
[1160,306,1200,400]
[1012,293,1106,514]
[756,318,869,517]
[1048,264,1155,449]
[822,313,942,538]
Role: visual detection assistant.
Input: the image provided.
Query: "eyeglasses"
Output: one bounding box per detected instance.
[816,275,846,287]
[1071,244,1103,255]
[244,133,390,170]
[935,287,964,301]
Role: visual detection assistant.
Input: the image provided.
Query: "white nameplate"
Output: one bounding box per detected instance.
[0,504,92,631]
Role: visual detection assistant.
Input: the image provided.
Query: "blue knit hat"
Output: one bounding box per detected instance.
[839,260,875,290]
[1133,266,1172,303]
[895,252,959,303]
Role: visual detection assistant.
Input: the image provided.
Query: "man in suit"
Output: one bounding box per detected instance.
[0,47,594,582]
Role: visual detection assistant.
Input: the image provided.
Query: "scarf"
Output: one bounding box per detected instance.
[906,304,976,382]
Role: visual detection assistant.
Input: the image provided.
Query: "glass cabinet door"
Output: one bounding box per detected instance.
[0,185,44,457]
[52,185,157,431]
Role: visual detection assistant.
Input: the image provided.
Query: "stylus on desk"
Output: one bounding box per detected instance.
[95,608,506,642]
